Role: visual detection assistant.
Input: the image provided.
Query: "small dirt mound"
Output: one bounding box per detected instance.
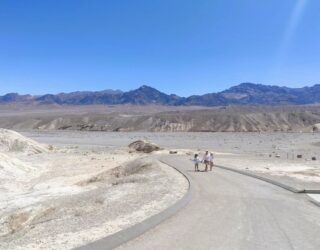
[112,158,153,177]
[0,129,49,154]
[77,158,154,186]
[128,140,160,153]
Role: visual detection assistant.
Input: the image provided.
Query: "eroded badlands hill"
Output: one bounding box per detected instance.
[0,105,320,132]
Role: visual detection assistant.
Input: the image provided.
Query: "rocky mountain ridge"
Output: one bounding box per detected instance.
[1,83,320,106]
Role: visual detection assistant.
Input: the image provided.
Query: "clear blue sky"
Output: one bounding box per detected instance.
[0,0,319,96]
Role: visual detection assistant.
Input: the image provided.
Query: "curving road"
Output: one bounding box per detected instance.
[117,155,320,250]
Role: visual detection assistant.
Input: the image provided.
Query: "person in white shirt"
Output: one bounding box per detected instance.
[193,154,200,172]
[202,151,210,172]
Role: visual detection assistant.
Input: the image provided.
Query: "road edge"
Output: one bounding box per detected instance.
[74,159,192,250]
[215,165,305,193]
[306,194,320,207]
[216,165,320,195]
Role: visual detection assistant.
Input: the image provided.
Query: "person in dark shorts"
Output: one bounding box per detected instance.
[209,153,214,171]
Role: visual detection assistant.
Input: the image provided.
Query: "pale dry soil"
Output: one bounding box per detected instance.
[3,130,320,249]
[24,131,320,188]
[0,140,188,250]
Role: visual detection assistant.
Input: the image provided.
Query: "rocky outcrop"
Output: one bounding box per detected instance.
[128,140,161,153]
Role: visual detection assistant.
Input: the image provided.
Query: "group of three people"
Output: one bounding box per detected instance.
[193,151,214,172]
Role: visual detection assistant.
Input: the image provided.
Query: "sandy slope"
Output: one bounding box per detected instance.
[0,131,188,250]
[0,128,49,154]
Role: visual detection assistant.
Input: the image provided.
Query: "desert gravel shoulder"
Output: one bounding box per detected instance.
[0,133,188,250]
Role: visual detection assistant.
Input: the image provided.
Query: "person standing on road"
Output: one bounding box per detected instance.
[193,154,200,172]
[202,151,210,172]
[209,153,214,171]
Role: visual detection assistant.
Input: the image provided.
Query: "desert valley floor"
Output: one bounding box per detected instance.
[1,129,320,249]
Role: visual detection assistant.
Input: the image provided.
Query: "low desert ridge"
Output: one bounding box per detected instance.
[1,104,320,132]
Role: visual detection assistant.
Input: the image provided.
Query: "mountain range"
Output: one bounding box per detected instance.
[1,83,320,106]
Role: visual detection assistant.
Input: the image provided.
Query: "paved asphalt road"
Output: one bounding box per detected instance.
[117,155,320,250]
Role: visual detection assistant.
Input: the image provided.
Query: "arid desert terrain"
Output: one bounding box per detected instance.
[1,105,320,249]
[24,129,320,187]
[0,129,188,249]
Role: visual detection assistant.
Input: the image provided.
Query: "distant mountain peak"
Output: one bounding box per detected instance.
[140,84,151,88]
[238,82,258,86]
[136,85,159,91]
